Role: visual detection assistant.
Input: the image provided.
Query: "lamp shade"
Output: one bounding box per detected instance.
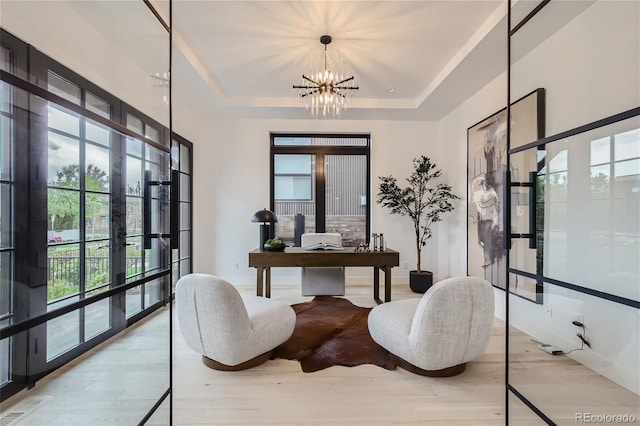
[251,208,278,223]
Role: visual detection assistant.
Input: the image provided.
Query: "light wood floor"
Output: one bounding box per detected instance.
[2,284,638,425]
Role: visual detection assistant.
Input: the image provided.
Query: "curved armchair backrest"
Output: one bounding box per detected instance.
[409,276,494,368]
[175,274,252,356]
[301,233,342,247]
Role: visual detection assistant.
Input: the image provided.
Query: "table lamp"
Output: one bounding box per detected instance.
[251,208,278,248]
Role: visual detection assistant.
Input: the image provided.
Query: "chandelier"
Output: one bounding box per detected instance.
[293,35,359,118]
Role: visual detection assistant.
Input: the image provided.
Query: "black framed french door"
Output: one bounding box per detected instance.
[0,25,179,404]
[506,1,640,424]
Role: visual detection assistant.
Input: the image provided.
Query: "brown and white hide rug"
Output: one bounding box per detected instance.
[272,296,396,373]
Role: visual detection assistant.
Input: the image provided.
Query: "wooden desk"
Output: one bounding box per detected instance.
[248,247,400,304]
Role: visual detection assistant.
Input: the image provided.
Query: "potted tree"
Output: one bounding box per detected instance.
[377,155,460,293]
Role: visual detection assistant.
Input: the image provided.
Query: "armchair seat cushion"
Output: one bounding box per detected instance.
[368,298,419,363]
[368,276,494,375]
[176,273,296,369]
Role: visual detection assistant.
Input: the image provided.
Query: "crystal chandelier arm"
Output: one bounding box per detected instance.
[334,85,359,90]
[302,75,319,85]
[334,76,355,85]
[297,89,319,98]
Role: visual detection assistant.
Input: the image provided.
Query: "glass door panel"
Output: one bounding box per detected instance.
[325,155,367,246]
[508,1,640,423]
[1,1,172,417]
[0,49,15,389]
[273,153,317,245]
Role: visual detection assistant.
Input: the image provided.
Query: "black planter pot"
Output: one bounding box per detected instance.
[409,270,433,293]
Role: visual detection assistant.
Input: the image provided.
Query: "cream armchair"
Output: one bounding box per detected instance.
[368,276,495,376]
[300,232,345,296]
[176,273,296,370]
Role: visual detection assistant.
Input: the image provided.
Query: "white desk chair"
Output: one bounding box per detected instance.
[300,232,346,296]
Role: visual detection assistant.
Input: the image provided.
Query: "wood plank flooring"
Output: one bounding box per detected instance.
[1,283,638,425]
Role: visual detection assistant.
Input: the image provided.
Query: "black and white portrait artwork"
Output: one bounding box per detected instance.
[468,110,508,290]
[467,88,545,298]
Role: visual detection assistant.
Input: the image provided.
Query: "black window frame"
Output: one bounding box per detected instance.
[270,133,371,238]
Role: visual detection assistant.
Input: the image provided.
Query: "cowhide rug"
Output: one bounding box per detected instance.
[272,296,396,372]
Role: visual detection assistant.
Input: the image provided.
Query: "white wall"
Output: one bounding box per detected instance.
[437,72,507,281]
[190,118,442,286]
[438,0,639,395]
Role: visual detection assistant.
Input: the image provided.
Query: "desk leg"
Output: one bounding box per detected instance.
[384,267,392,303]
[265,267,271,298]
[256,268,264,297]
[373,267,382,305]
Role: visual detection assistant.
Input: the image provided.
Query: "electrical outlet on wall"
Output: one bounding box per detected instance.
[544,304,552,316]
[234,262,240,270]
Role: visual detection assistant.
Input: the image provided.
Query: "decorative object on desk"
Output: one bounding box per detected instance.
[263,238,286,252]
[303,242,344,251]
[371,232,385,251]
[354,242,370,252]
[272,296,395,372]
[377,155,460,293]
[251,208,278,248]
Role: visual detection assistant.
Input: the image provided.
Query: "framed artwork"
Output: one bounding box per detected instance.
[467,88,545,302]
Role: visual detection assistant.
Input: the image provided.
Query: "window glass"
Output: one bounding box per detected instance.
[0,46,11,72]
[85,193,110,240]
[590,164,610,199]
[614,129,640,161]
[85,120,110,147]
[127,136,142,157]
[0,184,12,249]
[145,126,159,143]
[47,243,81,302]
[1,114,12,180]
[48,105,80,137]
[85,298,110,339]
[47,310,79,361]
[85,92,110,119]
[126,196,143,234]
[126,114,143,135]
[275,154,312,174]
[48,132,80,188]
[180,144,190,173]
[48,189,80,242]
[180,174,190,202]
[48,72,80,105]
[273,136,312,145]
[171,141,179,171]
[0,81,12,114]
[126,156,143,196]
[590,137,610,165]
[275,176,312,200]
[85,143,110,191]
[614,158,640,179]
[179,202,190,230]
[85,240,110,291]
[126,237,143,280]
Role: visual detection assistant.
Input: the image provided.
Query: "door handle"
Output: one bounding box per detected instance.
[506,170,538,249]
[144,170,176,250]
[528,171,537,249]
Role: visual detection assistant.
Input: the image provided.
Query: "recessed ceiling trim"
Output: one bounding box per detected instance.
[415,0,507,107]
